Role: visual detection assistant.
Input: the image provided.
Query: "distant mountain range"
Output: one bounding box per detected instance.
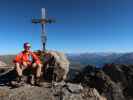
[0,55,15,66]
[67,52,133,67]
[1,52,133,68]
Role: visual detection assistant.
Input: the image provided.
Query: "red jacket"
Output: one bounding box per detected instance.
[13,51,41,65]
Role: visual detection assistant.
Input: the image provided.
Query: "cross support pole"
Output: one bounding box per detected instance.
[32,8,55,51]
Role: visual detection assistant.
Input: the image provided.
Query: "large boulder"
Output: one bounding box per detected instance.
[46,50,70,82]
[81,88,107,100]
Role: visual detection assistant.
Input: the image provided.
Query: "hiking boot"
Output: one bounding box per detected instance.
[27,75,35,86]
[34,77,43,87]
[16,76,22,82]
[10,81,22,88]
[16,76,24,86]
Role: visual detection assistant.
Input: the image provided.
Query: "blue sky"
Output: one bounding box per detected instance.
[0,0,133,54]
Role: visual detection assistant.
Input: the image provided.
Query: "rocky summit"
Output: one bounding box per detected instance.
[0,77,105,100]
[0,63,133,100]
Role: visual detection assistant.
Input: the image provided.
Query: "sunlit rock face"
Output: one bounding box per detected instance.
[46,50,70,82]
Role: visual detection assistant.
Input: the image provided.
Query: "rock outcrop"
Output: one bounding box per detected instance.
[71,65,126,100]
[103,64,133,100]
[46,50,70,82]
[0,78,106,100]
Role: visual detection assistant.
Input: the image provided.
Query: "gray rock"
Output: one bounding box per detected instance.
[66,83,83,93]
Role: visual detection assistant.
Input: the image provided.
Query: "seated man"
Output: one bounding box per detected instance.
[13,42,42,86]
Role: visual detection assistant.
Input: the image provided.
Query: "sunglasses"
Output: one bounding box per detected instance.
[24,46,31,48]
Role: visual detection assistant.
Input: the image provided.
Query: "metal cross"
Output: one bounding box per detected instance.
[32,8,55,51]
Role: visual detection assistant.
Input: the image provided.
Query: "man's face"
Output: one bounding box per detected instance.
[24,46,31,51]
